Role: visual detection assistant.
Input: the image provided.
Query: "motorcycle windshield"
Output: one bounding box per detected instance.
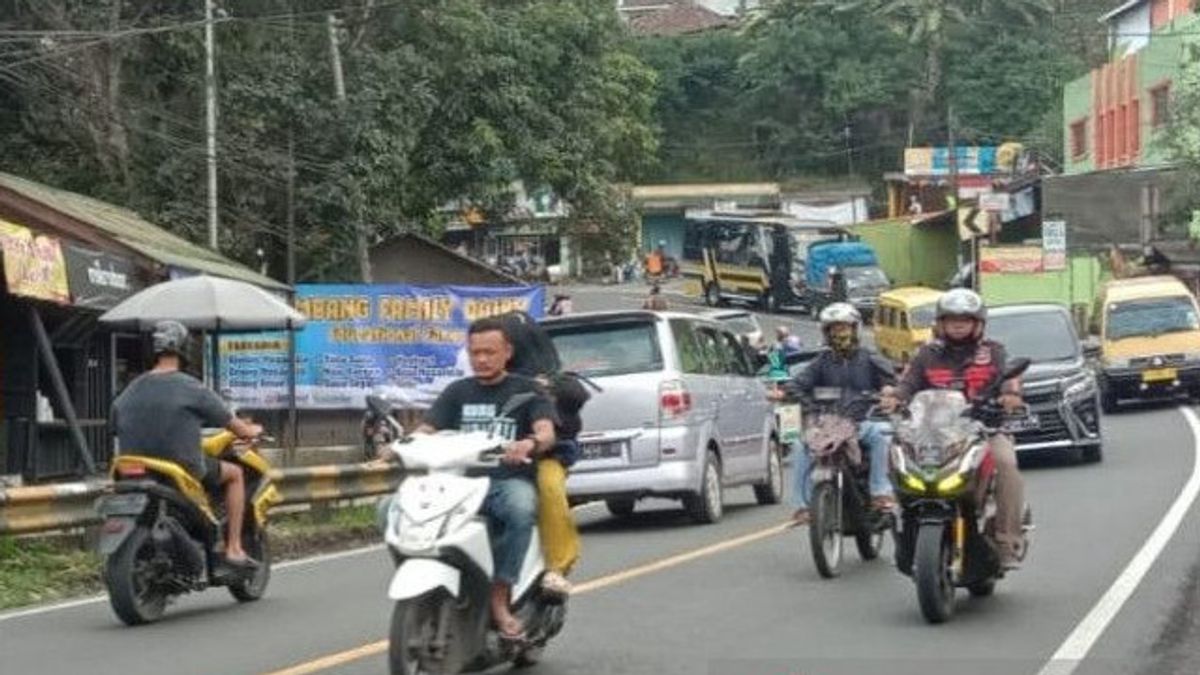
[901,390,974,465]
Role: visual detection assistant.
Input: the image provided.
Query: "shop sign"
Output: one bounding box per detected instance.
[0,219,69,303]
[64,244,143,310]
[979,246,1045,274]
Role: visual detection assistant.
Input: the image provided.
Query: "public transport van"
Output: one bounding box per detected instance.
[873,286,942,365]
[1096,275,1200,411]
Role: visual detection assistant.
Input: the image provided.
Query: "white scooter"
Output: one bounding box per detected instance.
[370,395,567,675]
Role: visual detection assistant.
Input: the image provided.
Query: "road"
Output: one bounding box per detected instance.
[4,405,1200,675]
[6,290,1200,674]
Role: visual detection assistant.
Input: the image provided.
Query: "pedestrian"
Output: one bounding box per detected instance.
[548,293,573,316]
[642,283,669,311]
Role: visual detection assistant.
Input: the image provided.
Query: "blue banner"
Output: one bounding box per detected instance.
[219,284,544,410]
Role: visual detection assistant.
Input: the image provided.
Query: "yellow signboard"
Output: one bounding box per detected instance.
[0,220,69,303]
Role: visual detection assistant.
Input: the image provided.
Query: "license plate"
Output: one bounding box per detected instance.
[579,442,623,461]
[1005,414,1041,433]
[97,492,149,516]
[776,404,802,445]
[1142,367,1178,383]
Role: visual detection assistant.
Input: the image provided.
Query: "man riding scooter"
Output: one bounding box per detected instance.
[769,303,896,526]
[111,320,263,568]
[880,288,1027,569]
[407,317,558,641]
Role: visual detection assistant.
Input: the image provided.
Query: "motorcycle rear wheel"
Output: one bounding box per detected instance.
[388,591,450,675]
[808,481,843,578]
[914,524,955,623]
[855,524,886,562]
[104,525,168,626]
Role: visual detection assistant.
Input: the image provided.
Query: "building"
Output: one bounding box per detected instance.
[0,173,284,483]
[619,0,736,36]
[1045,0,1198,247]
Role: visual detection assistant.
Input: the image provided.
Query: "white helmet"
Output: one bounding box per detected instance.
[819,302,861,330]
[936,288,986,321]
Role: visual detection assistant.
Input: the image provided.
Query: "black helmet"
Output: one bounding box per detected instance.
[152,320,189,357]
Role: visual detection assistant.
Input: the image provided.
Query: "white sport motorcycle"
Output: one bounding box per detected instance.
[371,395,567,675]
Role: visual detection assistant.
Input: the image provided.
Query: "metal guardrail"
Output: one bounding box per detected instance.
[0,463,405,536]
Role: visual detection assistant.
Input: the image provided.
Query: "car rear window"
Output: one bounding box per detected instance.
[547,321,664,377]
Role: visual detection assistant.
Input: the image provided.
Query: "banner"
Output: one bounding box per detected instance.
[0,220,69,303]
[905,146,997,176]
[64,244,142,309]
[979,246,1044,274]
[219,284,544,410]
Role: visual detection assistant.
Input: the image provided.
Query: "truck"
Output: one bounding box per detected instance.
[795,240,890,319]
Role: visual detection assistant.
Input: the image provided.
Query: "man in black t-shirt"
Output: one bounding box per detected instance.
[416,317,557,640]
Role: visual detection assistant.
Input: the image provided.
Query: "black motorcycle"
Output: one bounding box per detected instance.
[888,359,1034,623]
[800,387,895,578]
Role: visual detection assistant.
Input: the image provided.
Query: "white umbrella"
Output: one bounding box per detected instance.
[99,275,306,331]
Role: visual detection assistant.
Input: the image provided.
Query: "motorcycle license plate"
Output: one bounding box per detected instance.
[579,442,622,461]
[97,493,149,516]
[1142,367,1177,383]
[776,404,802,445]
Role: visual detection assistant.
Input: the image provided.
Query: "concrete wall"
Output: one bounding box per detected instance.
[850,218,960,288]
[1043,166,1181,246]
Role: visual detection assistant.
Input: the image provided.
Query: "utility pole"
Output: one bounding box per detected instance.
[327,13,371,282]
[205,0,219,250]
[843,121,854,177]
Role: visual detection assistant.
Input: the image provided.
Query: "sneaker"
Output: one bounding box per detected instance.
[541,571,572,597]
[870,495,897,512]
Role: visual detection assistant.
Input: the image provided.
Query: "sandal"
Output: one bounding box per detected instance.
[541,571,572,597]
[496,617,527,642]
[871,495,897,512]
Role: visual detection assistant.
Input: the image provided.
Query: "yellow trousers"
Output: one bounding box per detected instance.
[537,457,580,575]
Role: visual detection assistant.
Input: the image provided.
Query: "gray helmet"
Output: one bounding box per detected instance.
[936,288,986,321]
[819,302,861,330]
[152,320,190,357]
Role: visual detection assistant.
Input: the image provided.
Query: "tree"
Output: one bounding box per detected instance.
[1165,42,1200,233]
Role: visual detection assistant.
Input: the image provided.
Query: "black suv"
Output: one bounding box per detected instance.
[987,304,1104,464]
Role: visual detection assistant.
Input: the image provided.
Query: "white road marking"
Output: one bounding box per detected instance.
[1037,406,1200,675]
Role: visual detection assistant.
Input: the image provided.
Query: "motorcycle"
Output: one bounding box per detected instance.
[97,430,281,625]
[363,398,401,460]
[372,394,567,675]
[888,359,1034,623]
[799,386,895,578]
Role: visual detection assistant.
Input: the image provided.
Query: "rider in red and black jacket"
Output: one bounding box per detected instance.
[883,289,1027,569]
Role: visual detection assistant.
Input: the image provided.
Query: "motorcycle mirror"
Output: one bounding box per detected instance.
[1002,358,1032,382]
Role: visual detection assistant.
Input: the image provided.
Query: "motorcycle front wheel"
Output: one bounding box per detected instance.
[388,590,452,675]
[808,481,843,578]
[228,529,271,602]
[914,523,955,623]
[104,525,168,626]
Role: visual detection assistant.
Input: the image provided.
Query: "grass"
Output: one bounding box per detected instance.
[0,502,382,611]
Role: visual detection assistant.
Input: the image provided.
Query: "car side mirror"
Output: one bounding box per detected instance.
[1082,337,1102,360]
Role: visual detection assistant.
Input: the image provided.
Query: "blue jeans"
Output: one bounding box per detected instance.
[790,420,892,510]
[481,477,538,586]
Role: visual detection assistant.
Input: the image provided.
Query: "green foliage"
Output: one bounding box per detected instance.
[1165,42,1200,226]
[0,0,657,278]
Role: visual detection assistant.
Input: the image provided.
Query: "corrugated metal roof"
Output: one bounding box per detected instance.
[632,183,779,199]
[0,172,288,290]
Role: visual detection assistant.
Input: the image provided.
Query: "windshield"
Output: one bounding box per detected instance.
[899,390,975,465]
[910,303,937,328]
[549,321,664,377]
[844,266,888,290]
[1106,296,1200,340]
[718,314,758,335]
[988,310,1078,362]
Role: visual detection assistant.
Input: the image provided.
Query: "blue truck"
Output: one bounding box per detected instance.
[797,240,890,319]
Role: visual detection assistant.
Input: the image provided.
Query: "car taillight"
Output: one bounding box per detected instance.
[660,381,692,418]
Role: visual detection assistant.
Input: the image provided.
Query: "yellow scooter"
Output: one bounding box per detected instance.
[97,430,281,625]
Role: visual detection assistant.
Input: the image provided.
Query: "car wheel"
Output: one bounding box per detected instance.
[1100,379,1119,414]
[605,499,636,518]
[684,449,724,524]
[753,443,784,506]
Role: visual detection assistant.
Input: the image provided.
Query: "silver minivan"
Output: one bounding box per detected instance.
[542,310,783,524]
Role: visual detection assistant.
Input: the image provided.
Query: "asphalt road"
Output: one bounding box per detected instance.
[4,405,1200,675]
